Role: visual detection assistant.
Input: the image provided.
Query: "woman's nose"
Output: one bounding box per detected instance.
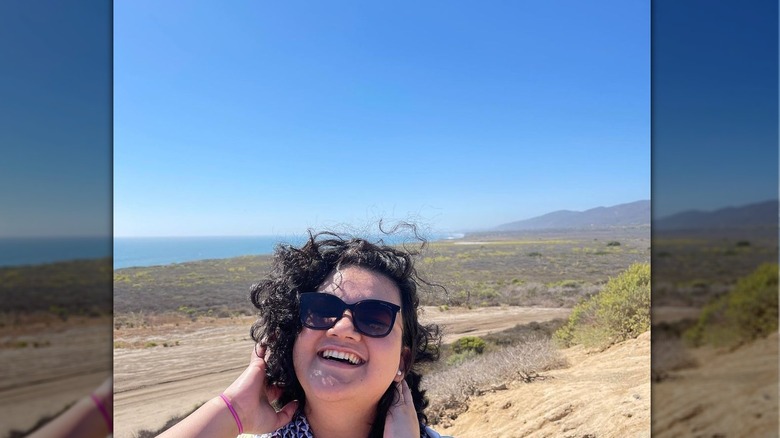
[328,310,362,339]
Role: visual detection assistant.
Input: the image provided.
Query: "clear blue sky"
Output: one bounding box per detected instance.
[652,0,778,218]
[1,1,111,238]
[114,1,650,237]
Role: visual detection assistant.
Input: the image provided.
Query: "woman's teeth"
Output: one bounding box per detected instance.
[320,349,363,365]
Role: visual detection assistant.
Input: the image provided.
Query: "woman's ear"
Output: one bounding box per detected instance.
[395,346,411,382]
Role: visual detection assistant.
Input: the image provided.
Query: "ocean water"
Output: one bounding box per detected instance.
[0,237,111,268]
[114,233,459,270]
[113,235,302,269]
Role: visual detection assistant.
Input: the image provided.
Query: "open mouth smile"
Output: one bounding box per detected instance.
[318,349,365,365]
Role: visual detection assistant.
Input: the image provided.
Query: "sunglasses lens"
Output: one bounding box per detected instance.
[354,302,395,337]
[301,293,343,329]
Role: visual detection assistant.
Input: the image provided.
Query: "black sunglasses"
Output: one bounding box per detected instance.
[299,292,401,338]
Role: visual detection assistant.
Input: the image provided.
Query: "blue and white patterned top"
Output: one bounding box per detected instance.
[241,411,447,438]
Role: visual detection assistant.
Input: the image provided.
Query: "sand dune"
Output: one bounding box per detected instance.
[443,332,651,438]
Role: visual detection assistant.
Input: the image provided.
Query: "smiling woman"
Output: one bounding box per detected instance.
[157,230,444,438]
[291,267,408,433]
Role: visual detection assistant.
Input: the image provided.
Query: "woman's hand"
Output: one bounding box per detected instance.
[383,380,419,438]
[222,344,299,434]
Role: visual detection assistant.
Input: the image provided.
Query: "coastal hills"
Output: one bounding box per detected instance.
[495,200,650,231]
[494,199,778,232]
[653,199,778,231]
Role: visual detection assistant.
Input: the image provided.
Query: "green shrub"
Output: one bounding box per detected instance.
[177,305,196,316]
[554,301,596,347]
[446,349,478,366]
[606,241,621,247]
[452,336,486,354]
[547,279,580,289]
[685,263,778,347]
[554,263,650,348]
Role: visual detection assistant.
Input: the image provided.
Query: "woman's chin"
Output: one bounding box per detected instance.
[302,367,389,406]
[303,369,361,399]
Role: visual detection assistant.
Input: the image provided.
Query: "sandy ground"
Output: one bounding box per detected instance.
[113,306,570,438]
[0,318,112,435]
[444,332,651,438]
[650,306,779,436]
[652,332,779,437]
[442,330,779,438]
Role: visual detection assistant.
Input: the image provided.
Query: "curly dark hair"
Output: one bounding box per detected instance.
[250,230,441,437]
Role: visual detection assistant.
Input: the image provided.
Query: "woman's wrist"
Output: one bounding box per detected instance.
[89,393,112,433]
[221,388,265,434]
[91,378,113,411]
[207,395,244,436]
[89,377,113,435]
[219,393,244,434]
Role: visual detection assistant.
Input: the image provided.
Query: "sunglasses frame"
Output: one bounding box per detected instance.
[299,292,401,338]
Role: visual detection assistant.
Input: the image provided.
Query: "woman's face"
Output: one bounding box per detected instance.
[293,265,405,408]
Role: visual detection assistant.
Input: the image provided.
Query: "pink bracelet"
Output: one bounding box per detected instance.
[90,393,112,433]
[220,393,244,434]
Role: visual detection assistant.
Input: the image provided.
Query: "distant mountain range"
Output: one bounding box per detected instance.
[493,199,779,231]
[653,199,779,230]
[495,200,650,231]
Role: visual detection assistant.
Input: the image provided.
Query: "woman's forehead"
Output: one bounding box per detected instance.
[318,266,402,305]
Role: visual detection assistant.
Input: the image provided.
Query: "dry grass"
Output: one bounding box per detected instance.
[423,336,568,426]
[0,258,111,318]
[114,311,194,330]
[653,229,777,307]
[114,229,650,316]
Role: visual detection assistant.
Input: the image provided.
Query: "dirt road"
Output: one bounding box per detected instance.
[0,319,112,436]
[113,306,570,438]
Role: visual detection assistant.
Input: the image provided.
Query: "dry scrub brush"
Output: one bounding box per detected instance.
[554,263,650,348]
[423,336,567,425]
[684,263,778,347]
